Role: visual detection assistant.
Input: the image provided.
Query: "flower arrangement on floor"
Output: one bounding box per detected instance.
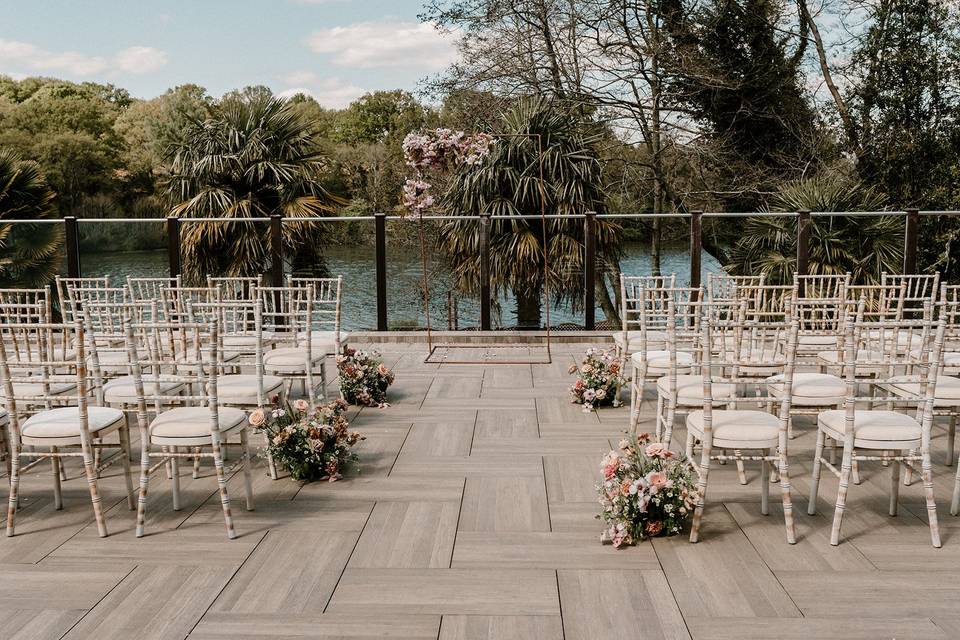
[597,434,700,547]
[248,397,364,482]
[337,348,395,407]
[568,348,626,411]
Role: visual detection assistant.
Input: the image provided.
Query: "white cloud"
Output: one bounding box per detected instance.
[277,76,365,109]
[114,46,168,74]
[306,21,457,70]
[0,38,168,77]
[282,70,319,86]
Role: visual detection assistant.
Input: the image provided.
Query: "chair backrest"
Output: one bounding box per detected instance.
[0,319,105,416]
[288,275,343,340]
[620,274,677,335]
[633,283,697,356]
[55,276,110,322]
[735,283,796,321]
[127,276,181,302]
[794,273,850,300]
[845,282,905,319]
[0,287,52,324]
[160,286,219,325]
[706,274,765,303]
[124,318,221,419]
[882,273,940,320]
[208,276,262,302]
[259,285,313,344]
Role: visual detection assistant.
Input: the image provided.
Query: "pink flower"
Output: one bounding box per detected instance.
[248,408,266,427]
[601,452,620,480]
[293,399,309,413]
[645,443,674,459]
[647,471,668,488]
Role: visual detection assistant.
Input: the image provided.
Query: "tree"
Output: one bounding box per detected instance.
[166,93,343,283]
[0,148,62,288]
[726,174,901,284]
[438,97,622,327]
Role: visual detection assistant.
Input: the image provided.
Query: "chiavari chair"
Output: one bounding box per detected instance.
[260,285,326,407]
[615,274,676,358]
[288,275,348,355]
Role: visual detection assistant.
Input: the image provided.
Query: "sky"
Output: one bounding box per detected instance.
[0,0,458,107]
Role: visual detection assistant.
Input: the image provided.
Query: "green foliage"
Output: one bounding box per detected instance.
[0,148,62,288]
[726,175,901,284]
[167,93,343,283]
[438,97,621,327]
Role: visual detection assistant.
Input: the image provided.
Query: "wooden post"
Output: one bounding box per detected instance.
[903,208,919,274]
[166,216,181,278]
[375,213,388,331]
[796,209,811,292]
[584,211,597,330]
[480,212,492,331]
[64,216,80,278]
[689,210,703,298]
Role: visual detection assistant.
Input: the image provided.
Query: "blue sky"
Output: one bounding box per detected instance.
[0,0,456,106]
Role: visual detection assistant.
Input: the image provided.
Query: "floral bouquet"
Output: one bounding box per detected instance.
[337,348,395,407]
[248,397,364,482]
[568,348,626,411]
[597,434,700,547]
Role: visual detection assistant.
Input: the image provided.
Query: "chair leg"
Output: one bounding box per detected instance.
[830,445,854,546]
[162,445,173,479]
[6,444,20,536]
[778,447,796,544]
[689,443,712,543]
[170,447,181,511]
[921,450,941,548]
[211,434,236,540]
[760,448,770,515]
[948,415,957,467]
[119,421,135,511]
[735,451,747,485]
[889,456,901,517]
[192,447,201,479]
[135,438,151,538]
[240,428,255,511]
[904,448,915,486]
[951,453,960,515]
[851,457,861,486]
[78,437,107,538]
[654,394,664,442]
[51,446,63,511]
[685,432,695,461]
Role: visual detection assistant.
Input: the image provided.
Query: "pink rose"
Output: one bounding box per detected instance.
[647,471,668,488]
[645,443,674,459]
[248,408,266,427]
[294,399,309,412]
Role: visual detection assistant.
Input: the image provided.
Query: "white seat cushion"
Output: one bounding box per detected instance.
[264,347,326,373]
[656,375,735,405]
[816,349,888,374]
[798,334,839,350]
[103,376,184,404]
[217,374,283,405]
[93,349,131,373]
[298,330,349,346]
[10,381,76,397]
[686,409,781,448]
[818,409,922,447]
[768,372,845,406]
[613,330,666,352]
[149,406,247,445]
[866,329,925,350]
[21,406,124,442]
[222,333,275,349]
[631,350,694,374]
[887,375,960,407]
[942,352,960,373]
[0,407,7,425]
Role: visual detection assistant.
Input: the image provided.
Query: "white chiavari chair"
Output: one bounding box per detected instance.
[55,275,109,322]
[0,287,53,324]
[125,317,254,539]
[686,300,800,543]
[706,273,765,304]
[208,276,262,303]
[288,275,348,355]
[882,272,940,321]
[127,276,181,309]
[260,285,326,407]
[615,274,676,358]
[808,299,944,546]
[0,317,135,537]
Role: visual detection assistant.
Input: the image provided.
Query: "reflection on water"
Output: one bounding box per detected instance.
[81,242,721,330]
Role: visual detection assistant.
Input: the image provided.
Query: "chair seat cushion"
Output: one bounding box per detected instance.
[10,381,76,397]
[217,374,283,404]
[0,407,7,425]
[22,406,124,440]
[797,334,838,350]
[942,352,960,373]
[818,409,922,446]
[264,347,326,373]
[103,376,184,404]
[816,349,887,372]
[630,350,694,374]
[656,375,735,405]
[686,409,781,447]
[149,406,247,443]
[767,372,845,406]
[887,375,960,406]
[613,330,666,352]
[297,330,349,346]
[222,332,275,349]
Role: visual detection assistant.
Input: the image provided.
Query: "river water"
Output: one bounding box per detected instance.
[80,242,721,330]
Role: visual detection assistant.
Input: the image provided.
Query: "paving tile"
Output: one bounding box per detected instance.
[191,612,441,639]
[543,455,600,503]
[474,409,539,439]
[439,615,564,640]
[452,532,659,569]
[459,477,550,532]
[0,564,128,610]
[685,617,947,639]
[349,501,459,568]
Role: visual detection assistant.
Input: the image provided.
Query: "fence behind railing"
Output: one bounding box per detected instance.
[3,209,955,331]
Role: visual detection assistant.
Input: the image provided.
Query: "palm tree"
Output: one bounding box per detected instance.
[438,97,622,328]
[0,149,62,288]
[726,175,902,285]
[166,93,342,283]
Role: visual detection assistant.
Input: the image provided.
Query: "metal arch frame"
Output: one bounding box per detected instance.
[421,133,553,365]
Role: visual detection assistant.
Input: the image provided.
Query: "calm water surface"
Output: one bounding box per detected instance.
[81,243,721,330]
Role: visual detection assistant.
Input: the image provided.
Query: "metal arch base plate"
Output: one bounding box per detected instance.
[424,343,552,365]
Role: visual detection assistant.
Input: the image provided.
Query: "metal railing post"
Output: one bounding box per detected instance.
[375,213,388,331]
[480,212,492,331]
[689,210,703,298]
[166,216,181,278]
[269,214,284,287]
[584,211,596,330]
[64,216,80,278]
[796,209,811,288]
[903,208,919,274]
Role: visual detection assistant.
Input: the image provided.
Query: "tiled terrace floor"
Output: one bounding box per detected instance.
[3,343,960,639]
